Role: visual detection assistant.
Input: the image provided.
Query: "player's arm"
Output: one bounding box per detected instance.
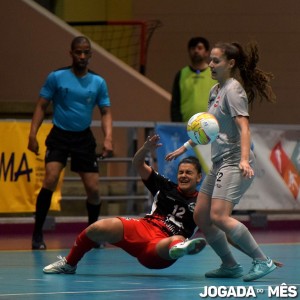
[165,139,196,161]
[235,115,254,178]
[133,135,162,180]
[28,97,50,155]
[99,106,113,158]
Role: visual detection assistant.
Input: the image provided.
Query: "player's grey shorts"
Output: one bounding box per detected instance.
[200,152,255,205]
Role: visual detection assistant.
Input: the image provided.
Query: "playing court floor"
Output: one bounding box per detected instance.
[0,228,299,300]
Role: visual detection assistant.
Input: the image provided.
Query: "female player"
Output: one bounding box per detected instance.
[166,41,277,282]
[43,135,206,274]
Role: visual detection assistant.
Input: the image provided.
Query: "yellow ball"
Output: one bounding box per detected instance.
[187,112,219,145]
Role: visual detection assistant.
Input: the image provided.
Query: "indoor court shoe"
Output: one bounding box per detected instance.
[169,237,206,259]
[243,257,276,282]
[32,233,47,250]
[43,256,77,274]
[205,264,243,278]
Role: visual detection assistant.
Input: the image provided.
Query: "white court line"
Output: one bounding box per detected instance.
[27,279,48,281]
[0,286,199,297]
[0,284,299,297]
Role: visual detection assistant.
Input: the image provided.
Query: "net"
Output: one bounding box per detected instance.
[68,20,162,74]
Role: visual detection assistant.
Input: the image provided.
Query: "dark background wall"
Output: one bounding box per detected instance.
[0,0,299,125]
[132,0,300,124]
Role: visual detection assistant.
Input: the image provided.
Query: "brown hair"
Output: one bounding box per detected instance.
[178,156,202,174]
[214,41,276,104]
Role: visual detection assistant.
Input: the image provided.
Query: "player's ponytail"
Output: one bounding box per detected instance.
[234,42,276,104]
[216,42,276,105]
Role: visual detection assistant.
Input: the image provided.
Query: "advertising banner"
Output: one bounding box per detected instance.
[155,123,300,211]
[237,125,300,210]
[0,121,62,212]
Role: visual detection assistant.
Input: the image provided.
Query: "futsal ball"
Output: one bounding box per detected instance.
[187,112,219,145]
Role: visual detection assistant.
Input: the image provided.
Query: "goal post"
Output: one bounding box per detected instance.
[68,20,162,75]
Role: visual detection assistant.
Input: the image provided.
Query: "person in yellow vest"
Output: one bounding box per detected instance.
[170,37,217,122]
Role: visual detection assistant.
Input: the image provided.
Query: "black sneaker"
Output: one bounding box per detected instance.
[32,232,47,250]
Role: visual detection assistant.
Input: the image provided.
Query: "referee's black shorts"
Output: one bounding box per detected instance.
[45,125,98,173]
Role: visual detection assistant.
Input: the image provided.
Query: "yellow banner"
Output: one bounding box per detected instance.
[0,121,63,212]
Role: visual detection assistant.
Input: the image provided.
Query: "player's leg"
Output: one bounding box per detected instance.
[79,172,102,225]
[136,234,206,269]
[43,217,124,274]
[194,191,244,278]
[85,217,124,243]
[201,163,276,280]
[71,128,101,226]
[210,163,276,281]
[157,235,206,260]
[225,219,277,281]
[33,126,69,250]
[226,236,283,268]
[194,169,235,265]
[32,160,65,250]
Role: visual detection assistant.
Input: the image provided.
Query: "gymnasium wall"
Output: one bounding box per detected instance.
[0,0,299,125]
[0,0,170,125]
[54,0,132,21]
[131,0,300,125]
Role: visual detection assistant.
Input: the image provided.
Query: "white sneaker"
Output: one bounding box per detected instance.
[169,238,206,259]
[43,256,77,274]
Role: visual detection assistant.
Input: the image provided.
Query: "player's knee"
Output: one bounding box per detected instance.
[87,199,101,206]
[210,213,227,228]
[87,193,101,205]
[193,210,204,228]
[43,176,59,191]
[86,222,103,241]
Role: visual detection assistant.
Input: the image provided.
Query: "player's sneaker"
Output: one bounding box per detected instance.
[243,257,276,282]
[32,232,46,250]
[169,238,206,259]
[43,256,77,274]
[205,264,243,278]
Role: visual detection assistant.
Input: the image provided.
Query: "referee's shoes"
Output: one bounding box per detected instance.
[32,232,46,250]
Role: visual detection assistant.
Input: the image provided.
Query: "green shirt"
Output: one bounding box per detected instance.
[171,66,217,122]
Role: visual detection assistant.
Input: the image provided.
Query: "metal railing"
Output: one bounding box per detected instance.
[61,121,156,214]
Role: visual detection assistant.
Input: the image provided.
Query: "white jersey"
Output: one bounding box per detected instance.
[208,78,249,163]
